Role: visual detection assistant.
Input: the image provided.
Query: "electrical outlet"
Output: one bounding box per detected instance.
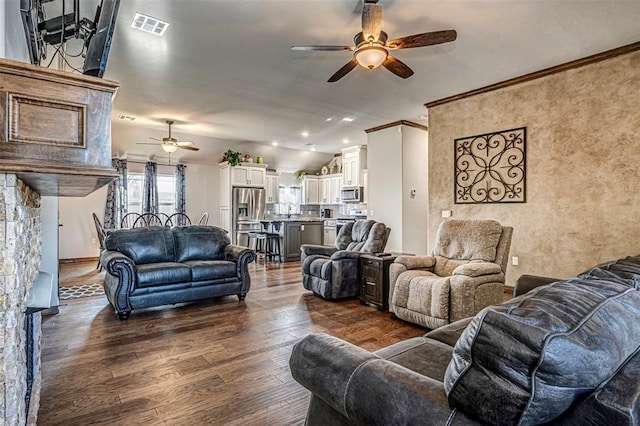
[91,238,97,245]
[441,210,452,218]
[512,256,519,266]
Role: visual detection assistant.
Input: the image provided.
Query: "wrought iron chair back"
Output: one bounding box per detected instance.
[120,212,141,229]
[167,212,191,227]
[134,213,163,228]
[92,212,107,271]
[198,212,209,225]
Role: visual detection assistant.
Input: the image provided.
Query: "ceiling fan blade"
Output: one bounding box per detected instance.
[137,142,160,145]
[149,136,162,141]
[177,141,194,146]
[291,45,354,52]
[387,30,457,50]
[382,55,414,79]
[362,3,383,41]
[328,58,358,82]
[178,145,199,151]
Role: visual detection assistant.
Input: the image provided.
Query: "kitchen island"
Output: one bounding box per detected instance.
[262,218,324,262]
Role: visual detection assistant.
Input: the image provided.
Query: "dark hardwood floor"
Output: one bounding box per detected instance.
[39,259,426,425]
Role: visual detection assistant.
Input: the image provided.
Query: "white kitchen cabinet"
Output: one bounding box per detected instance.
[362,169,368,203]
[219,208,230,232]
[265,173,280,204]
[220,164,230,208]
[341,145,367,187]
[302,175,319,204]
[230,165,266,187]
[330,175,342,204]
[319,176,330,204]
[319,174,342,204]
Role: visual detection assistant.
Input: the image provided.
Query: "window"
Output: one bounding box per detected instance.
[278,185,301,215]
[127,173,176,215]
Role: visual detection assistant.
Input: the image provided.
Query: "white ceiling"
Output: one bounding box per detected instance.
[73,0,639,168]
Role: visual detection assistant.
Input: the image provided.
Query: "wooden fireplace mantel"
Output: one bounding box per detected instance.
[0,58,120,196]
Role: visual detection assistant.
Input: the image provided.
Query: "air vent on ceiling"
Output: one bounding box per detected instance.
[116,114,136,121]
[131,13,169,36]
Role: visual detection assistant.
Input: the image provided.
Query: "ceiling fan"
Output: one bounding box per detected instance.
[138,120,200,153]
[291,0,457,82]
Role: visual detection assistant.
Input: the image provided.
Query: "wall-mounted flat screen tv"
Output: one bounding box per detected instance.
[83,0,121,77]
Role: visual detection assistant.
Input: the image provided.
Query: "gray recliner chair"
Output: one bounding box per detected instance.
[301,220,390,299]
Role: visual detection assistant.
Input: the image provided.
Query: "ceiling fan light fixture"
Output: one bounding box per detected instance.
[162,143,178,153]
[355,45,388,69]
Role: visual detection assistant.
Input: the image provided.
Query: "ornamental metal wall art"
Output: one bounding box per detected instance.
[454,127,526,204]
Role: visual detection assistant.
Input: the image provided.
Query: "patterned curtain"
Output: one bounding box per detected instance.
[103,158,128,229]
[142,161,159,214]
[175,163,187,225]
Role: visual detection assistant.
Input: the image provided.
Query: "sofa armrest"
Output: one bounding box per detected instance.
[101,250,136,276]
[513,274,561,297]
[100,250,137,314]
[225,244,255,263]
[453,261,502,277]
[225,244,256,288]
[394,255,436,270]
[290,333,463,425]
[330,250,361,261]
[301,244,337,257]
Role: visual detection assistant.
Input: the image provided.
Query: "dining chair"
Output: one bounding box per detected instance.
[133,213,163,228]
[92,213,107,271]
[120,212,141,228]
[167,212,191,227]
[198,212,209,225]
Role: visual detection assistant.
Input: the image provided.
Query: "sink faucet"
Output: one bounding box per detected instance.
[287,204,292,219]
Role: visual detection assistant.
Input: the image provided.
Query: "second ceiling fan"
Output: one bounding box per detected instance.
[291,0,457,82]
[138,120,200,153]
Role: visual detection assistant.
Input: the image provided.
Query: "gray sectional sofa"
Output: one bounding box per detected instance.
[290,255,640,425]
[100,225,255,319]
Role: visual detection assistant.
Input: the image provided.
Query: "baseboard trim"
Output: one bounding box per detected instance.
[59,257,99,264]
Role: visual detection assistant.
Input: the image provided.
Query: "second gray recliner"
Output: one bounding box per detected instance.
[300,220,390,299]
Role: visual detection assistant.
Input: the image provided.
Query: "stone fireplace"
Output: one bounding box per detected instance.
[0,174,42,425]
[0,58,118,425]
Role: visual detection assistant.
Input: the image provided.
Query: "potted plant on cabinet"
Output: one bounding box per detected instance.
[222,149,242,166]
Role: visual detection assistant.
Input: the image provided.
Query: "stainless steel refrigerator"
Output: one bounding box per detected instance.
[232,187,266,246]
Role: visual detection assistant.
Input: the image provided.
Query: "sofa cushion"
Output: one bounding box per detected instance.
[444,277,640,425]
[392,270,450,329]
[433,219,503,262]
[185,260,237,281]
[104,227,175,264]
[136,262,192,287]
[173,225,230,263]
[374,337,454,382]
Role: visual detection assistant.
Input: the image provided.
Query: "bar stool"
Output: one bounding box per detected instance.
[249,222,270,260]
[265,221,283,263]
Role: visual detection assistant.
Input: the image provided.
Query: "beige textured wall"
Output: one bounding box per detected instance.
[428,50,640,286]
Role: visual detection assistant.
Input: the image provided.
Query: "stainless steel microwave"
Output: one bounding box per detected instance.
[341,187,363,203]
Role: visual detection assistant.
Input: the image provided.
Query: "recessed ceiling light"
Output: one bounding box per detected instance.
[271,141,278,146]
[310,147,316,151]
[131,12,170,36]
[342,138,349,144]
[325,117,333,122]
[342,117,354,122]
[116,114,136,121]
[301,131,309,137]
[419,114,428,120]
